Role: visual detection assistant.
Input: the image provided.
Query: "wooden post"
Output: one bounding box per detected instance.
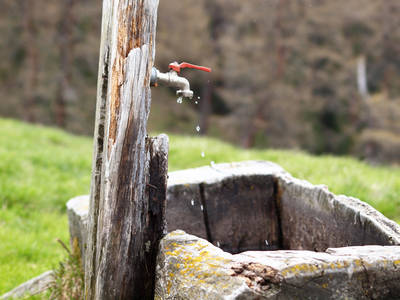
[84,0,166,299]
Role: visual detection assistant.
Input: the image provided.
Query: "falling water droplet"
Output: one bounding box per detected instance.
[201,151,205,157]
[217,241,220,247]
[265,240,269,246]
[196,125,201,132]
[200,205,204,211]
[210,161,215,167]
[177,96,183,104]
[195,101,198,105]
[191,199,194,206]
[197,96,201,100]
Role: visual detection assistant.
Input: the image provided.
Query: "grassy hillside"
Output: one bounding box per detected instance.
[0,119,92,294]
[1,118,400,294]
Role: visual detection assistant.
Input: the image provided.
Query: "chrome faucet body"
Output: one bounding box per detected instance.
[150,67,193,99]
[150,62,211,100]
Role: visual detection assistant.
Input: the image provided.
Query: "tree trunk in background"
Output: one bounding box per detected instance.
[85,1,164,299]
[242,103,264,149]
[274,0,286,79]
[199,83,212,135]
[200,0,223,135]
[21,0,38,123]
[55,0,76,128]
[357,55,369,101]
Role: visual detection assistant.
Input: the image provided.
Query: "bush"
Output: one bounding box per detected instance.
[356,129,400,164]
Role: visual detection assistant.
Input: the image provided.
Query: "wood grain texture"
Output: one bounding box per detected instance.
[85,0,161,299]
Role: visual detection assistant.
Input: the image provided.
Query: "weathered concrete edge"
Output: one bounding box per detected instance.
[0,271,54,300]
[275,170,400,245]
[168,160,400,245]
[155,230,268,300]
[67,160,400,253]
[167,160,287,187]
[66,195,89,261]
[156,230,400,299]
[66,161,288,254]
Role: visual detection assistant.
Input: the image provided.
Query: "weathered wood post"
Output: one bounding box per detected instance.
[84,0,166,299]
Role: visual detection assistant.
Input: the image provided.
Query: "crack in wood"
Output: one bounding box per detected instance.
[273,177,284,250]
[199,183,213,244]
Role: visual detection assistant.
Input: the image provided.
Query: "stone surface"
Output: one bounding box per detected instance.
[276,173,400,251]
[155,230,400,300]
[67,160,400,298]
[154,230,266,300]
[166,183,207,240]
[166,161,286,252]
[66,195,89,261]
[202,175,280,253]
[68,160,400,254]
[0,271,54,299]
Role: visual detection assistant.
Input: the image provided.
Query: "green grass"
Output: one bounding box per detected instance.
[1,118,400,294]
[0,119,91,294]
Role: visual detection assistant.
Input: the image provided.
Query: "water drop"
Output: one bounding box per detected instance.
[197,96,201,100]
[201,151,205,157]
[177,96,183,104]
[195,101,198,105]
[210,161,215,167]
[191,199,194,206]
[265,240,269,246]
[217,241,220,247]
[196,125,201,132]
[200,205,204,211]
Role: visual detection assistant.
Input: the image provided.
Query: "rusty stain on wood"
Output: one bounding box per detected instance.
[108,62,121,150]
[108,2,147,151]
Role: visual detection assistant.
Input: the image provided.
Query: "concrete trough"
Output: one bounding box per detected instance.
[67,161,400,299]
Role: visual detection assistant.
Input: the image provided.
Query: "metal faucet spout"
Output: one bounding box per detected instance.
[150,67,193,99]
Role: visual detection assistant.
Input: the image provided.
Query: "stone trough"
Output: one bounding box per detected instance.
[67,161,400,299]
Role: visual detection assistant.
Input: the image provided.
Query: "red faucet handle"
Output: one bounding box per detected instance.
[169,62,212,73]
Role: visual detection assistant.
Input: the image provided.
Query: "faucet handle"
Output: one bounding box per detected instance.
[169,62,212,74]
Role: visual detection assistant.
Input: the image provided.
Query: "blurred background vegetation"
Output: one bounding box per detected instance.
[0,0,400,164]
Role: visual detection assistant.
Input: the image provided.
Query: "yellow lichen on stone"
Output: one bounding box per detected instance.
[163,237,234,290]
[282,260,355,278]
[194,244,208,251]
[169,230,186,237]
[311,264,319,272]
[354,259,362,267]
[167,280,172,294]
